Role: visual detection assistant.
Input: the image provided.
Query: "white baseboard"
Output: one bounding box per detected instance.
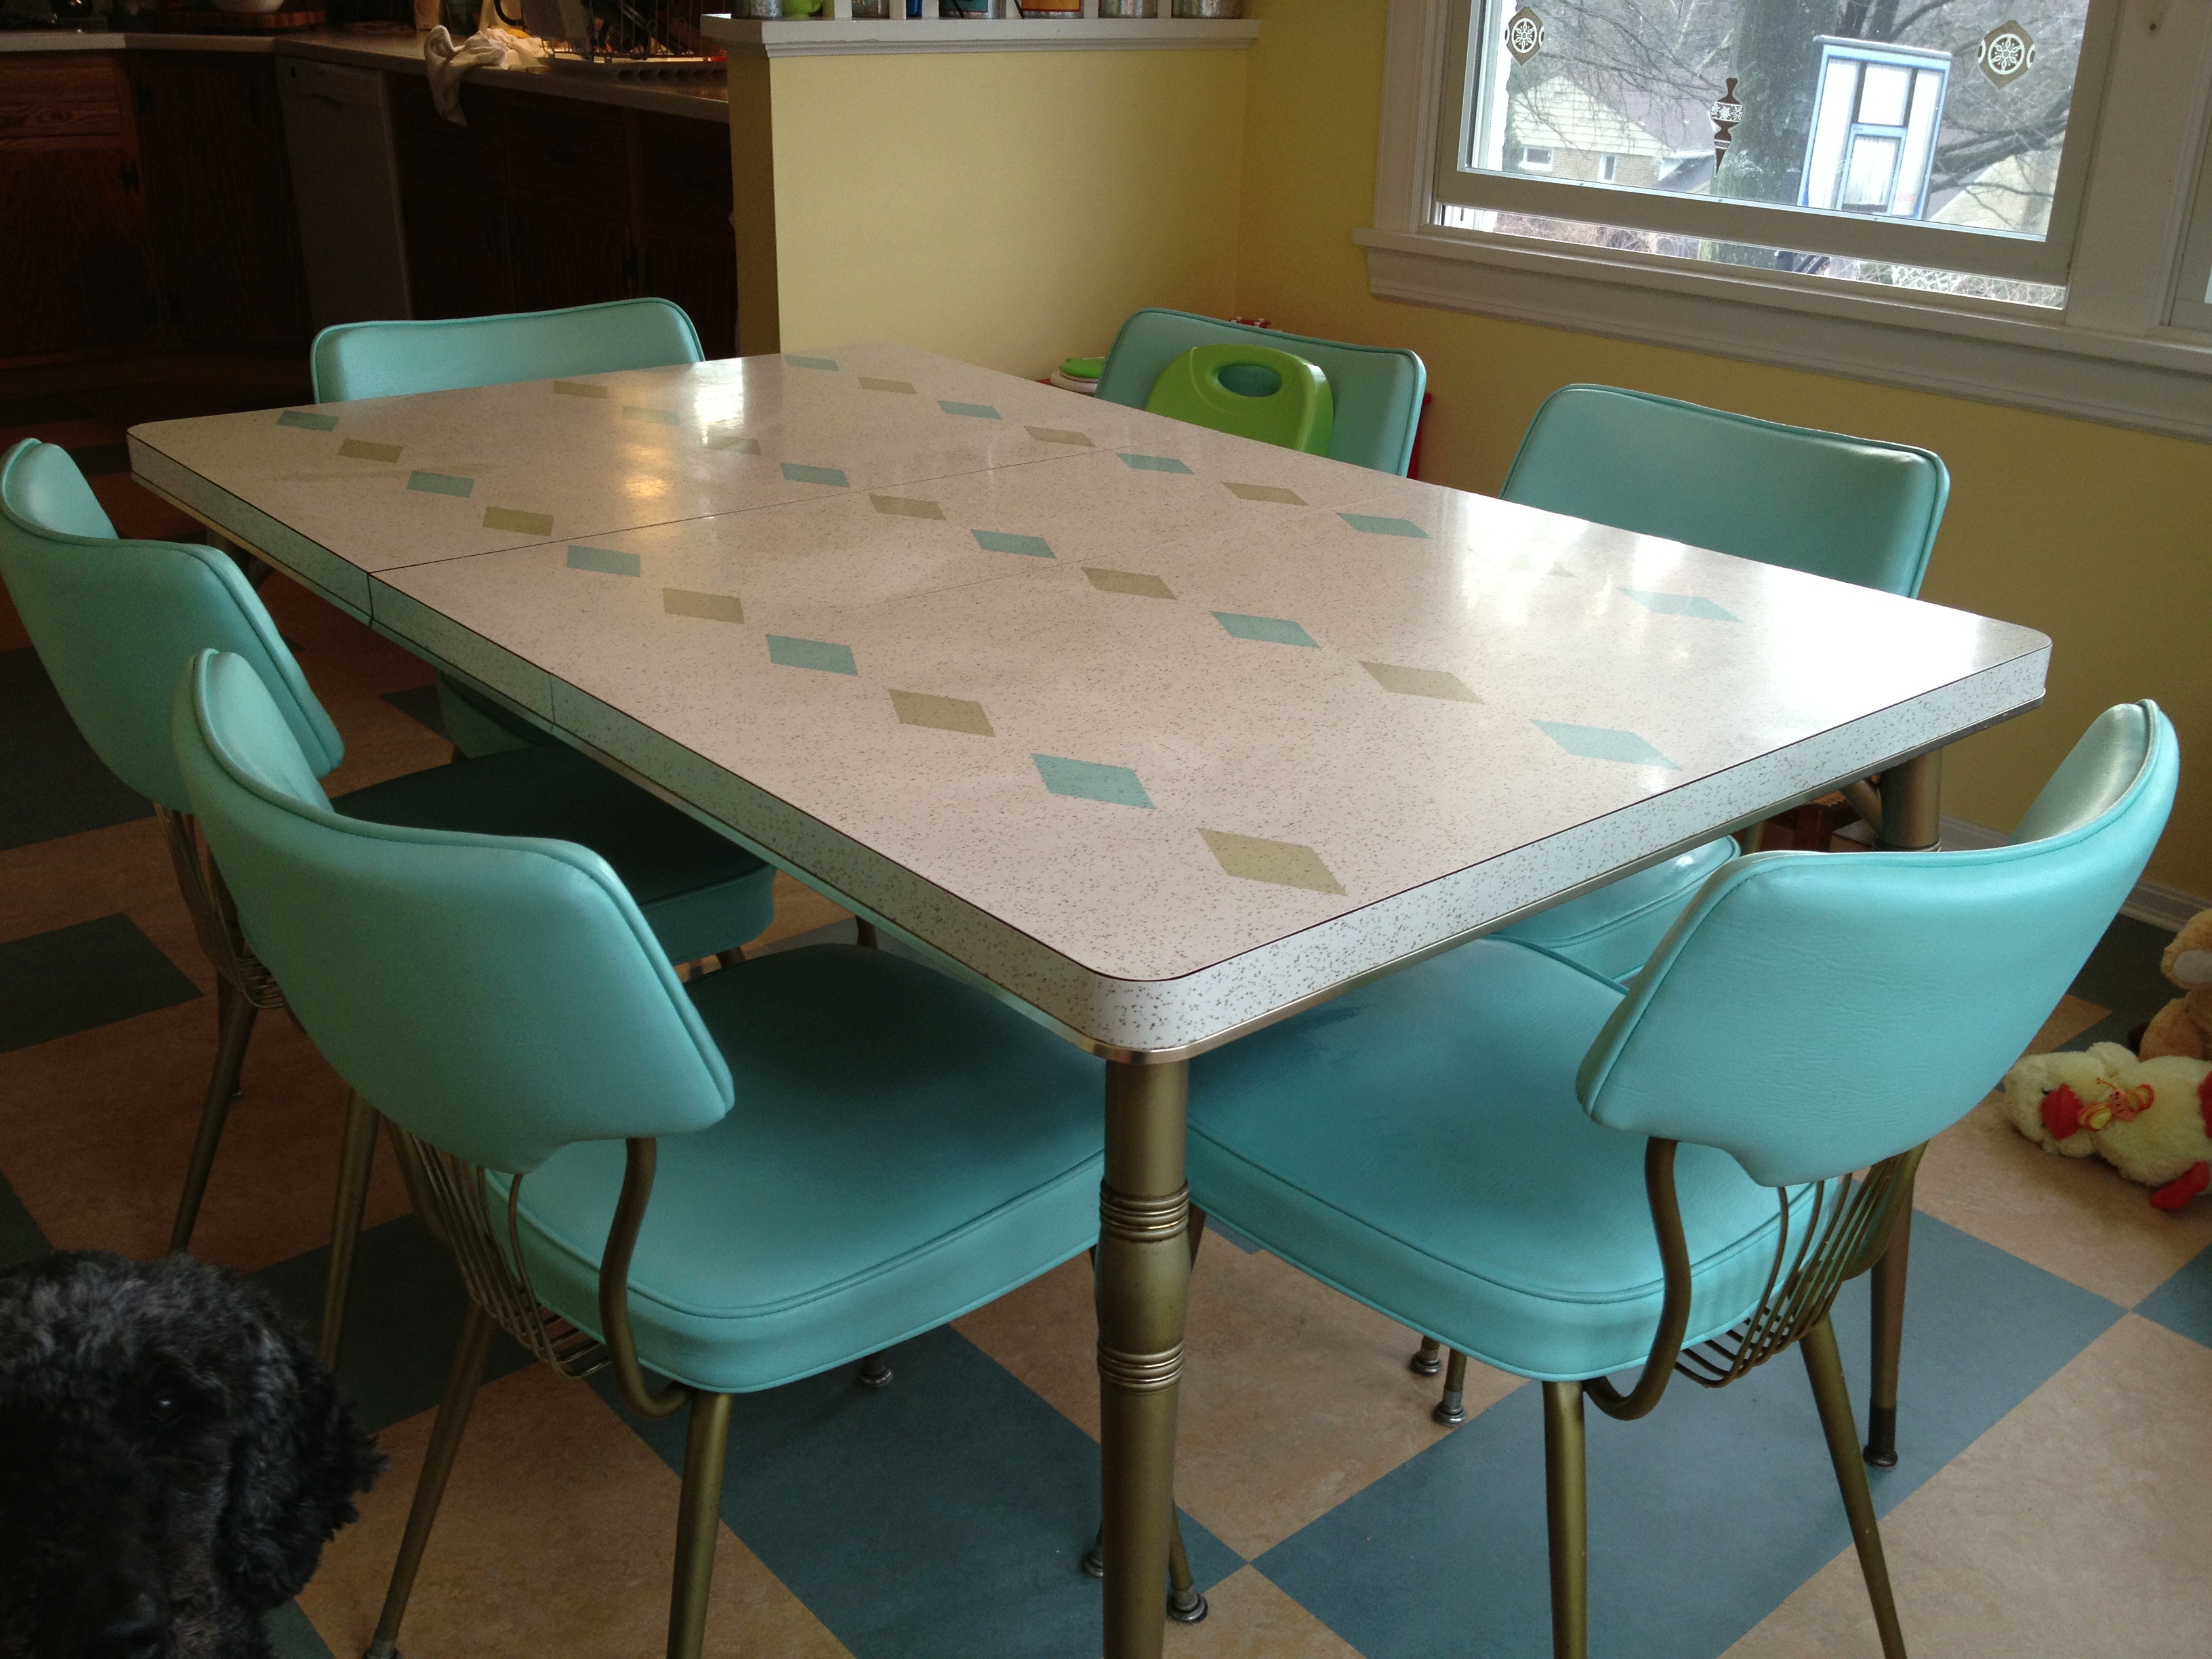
[1940,815,2205,933]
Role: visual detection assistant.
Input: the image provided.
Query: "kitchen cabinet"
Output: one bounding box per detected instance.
[0,54,157,360]
[128,53,312,348]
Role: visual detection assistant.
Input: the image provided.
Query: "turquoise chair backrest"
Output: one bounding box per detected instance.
[1578,703,2177,1187]
[172,649,734,1172]
[0,439,342,812]
[311,298,703,403]
[1144,342,1336,457]
[1502,385,1949,597]
[1095,308,1427,476]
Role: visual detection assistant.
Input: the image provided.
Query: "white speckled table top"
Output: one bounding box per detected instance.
[131,345,2051,1055]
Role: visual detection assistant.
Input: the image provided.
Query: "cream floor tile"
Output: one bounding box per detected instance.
[1724,1314,2212,1659]
[1164,1567,1366,1659]
[957,1244,1521,1561]
[301,1366,850,1659]
[755,872,853,947]
[1914,1087,2212,1309]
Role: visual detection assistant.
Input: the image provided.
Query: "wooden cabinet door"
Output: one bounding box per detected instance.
[506,197,633,316]
[129,54,310,348]
[388,77,512,321]
[632,111,737,356]
[0,55,157,361]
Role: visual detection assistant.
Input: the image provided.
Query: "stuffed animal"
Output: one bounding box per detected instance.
[2001,1042,2212,1210]
[2139,909,2212,1061]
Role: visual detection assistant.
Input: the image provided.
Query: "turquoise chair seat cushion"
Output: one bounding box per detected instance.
[333,744,773,963]
[1496,837,1737,985]
[506,945,1105,1393]
[1188,939,1793,1382]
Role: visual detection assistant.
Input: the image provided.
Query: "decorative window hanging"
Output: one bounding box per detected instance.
[1978,22,2036,87]
[1504,6,1544,65]
[1708,77,1744,171]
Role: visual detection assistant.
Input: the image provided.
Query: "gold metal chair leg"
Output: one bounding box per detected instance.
[714,947,745,971]
[1082,1510,1208,1623]
[856,1351,893,1389]
[1801,1315,1909,1658]
[854,919,880,948]
[1864,1189,1912,1468]
[1433,1348,1471,1425]
[1542,1381,1589,1659]
[319,1092,380,1372]
[365,1303,495,1659]
[169,977,258,1254]
[1096,1058,1191,1659]
[667,1390,734,1659]
[1409,1333,1443,1376]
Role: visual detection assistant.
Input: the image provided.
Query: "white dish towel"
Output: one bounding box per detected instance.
[424,26,542,125]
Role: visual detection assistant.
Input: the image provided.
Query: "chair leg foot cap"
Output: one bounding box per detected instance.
[1862,1443,1898,1469]
[857,1356,893,1389]
[1432,1399,1467,1427]
[1080,1542,1105,1579]
[1168,1589,1208,1624]
[1408,1349,1443,1377]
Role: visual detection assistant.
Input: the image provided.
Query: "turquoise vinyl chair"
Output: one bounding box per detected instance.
[310,298,705,757]
[1492,386,1952,985]
[1183,702,2175,1659]
[1096,308,1427,476]
[170,647,1107,1659]
[0,438,774,1351]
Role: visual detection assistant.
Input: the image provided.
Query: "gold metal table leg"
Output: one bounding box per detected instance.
[1867,747,1939,1467]
[1095,1058,1190,1659]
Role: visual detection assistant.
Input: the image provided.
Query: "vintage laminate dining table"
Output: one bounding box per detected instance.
[129,344,2050,1658]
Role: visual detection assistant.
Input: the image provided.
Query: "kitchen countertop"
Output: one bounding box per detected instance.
[0,24,731,121]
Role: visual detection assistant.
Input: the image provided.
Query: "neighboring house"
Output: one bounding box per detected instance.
[1506,76,1708,190]
[1931,149,2063,234]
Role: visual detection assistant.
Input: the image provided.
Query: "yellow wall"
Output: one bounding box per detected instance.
[753,47,1248,377]
[1236,0,2212,897]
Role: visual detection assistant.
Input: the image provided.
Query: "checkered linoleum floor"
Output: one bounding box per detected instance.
[5,356,2211,1659]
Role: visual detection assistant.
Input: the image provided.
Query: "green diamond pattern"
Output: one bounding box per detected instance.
[973,530,1053,558]
[1338,512,1429,539]
[1120,453,1193,474]
[1027,426,1092,447]
[551,381,609,398]
[337,440,400,463]
[663,589,743,623]
[1620,588,1740,621]
[1226,483,1306,506]
[891,691,994,737]
[940,401,1000,419]
[277,410,337,432]
[1085,568,1176,599]
[407,471,472,498]
[484,508,552,537]
[704,425,760,453]
[872,495,945,520]
[1534,720,1679,770]
[623,406,679,426]
[1033,754,1153,810]
[768,635,857,676]
[1363,662,1478,702]
[568,545,640,577]
[1199,829,1345,896]
[782,463,849,487]
[1214,611,1317,648]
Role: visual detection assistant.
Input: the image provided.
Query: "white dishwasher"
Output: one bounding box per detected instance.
[276,59,413,332]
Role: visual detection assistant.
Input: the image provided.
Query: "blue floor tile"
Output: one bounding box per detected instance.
[264,1600,334,1659]
[250,1214,531,1437]
[2064,915,2175,1050]
[2135,1242,2212,1350]
[598,1324,1241,1659]
[0,648,152,851]
[0,914,201,1054]
[1255,1212,2120,1659]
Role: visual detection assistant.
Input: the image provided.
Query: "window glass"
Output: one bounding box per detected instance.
[1465,2,2093,243]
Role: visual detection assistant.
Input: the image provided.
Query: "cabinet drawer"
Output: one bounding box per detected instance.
[501,94,626,209]
[634,112,732,241]
[0,56,127,144]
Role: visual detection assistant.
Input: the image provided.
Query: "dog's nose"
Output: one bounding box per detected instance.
[82,1591,166,1659]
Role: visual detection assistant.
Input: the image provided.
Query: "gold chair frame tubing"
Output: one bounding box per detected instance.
[376,1129,728,1658]
[1585,1139,1926,1421]
[157,806,284,1011]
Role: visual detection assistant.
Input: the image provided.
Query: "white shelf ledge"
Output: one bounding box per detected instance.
[701,12,1257,58]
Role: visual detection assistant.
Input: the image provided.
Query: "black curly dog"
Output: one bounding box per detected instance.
[0,1252,383,1658]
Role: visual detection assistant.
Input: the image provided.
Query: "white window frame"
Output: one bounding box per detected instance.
[1361,0,2212,442]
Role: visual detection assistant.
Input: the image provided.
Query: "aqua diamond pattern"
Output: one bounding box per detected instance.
[1214,612,1319,649]
[1032,754,1153,809]
[1620,588,1741,621]
[1533,720,1679,769]
[767,635,858,676]
[785,355,838,370]
[781,463,849,487]
[973,530,1054,559]
[567,545,640,577]
[1338,512,1429,539]
[407,471,472,498]
[940,401,1001,419]
[1120,453,1193,474]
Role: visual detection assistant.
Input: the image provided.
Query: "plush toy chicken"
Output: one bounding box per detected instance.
[2139,909,2212,1062]
[2002,1042,2212,1210]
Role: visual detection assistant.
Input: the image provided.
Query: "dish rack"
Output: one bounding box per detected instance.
[508,0,723,70]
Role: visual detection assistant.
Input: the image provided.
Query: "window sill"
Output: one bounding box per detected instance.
[1357,224,2212,443]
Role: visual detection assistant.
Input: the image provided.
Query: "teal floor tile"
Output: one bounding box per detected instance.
[598,1324,1241,1659]
[1255,1212,2120,1659]
[264,1600,334,1659]
[0,1168,49,1272]
[0,914,201,1054]
[0,647,154,851]
[2064,914,2177,1050]
[2135,1242,2212,1349]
